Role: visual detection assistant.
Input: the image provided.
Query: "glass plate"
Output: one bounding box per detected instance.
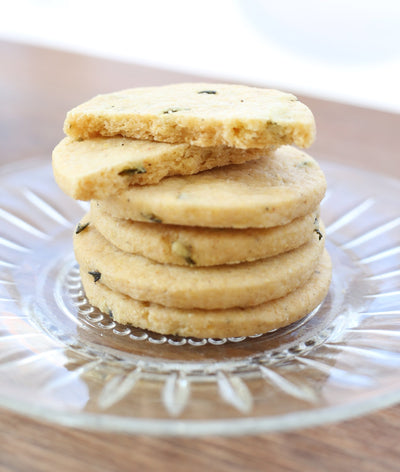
[0,158,399,437]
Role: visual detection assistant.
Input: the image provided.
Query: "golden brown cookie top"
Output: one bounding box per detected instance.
[97,146,326,228]
[64,83,316,149]
[52,136,264,200]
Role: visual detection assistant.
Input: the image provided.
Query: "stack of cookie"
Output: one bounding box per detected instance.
[53,83,331,339]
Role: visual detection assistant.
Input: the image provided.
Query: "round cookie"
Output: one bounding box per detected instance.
[52,136,267,201]
[63,83,315,149]
[91,201,320,266]
[73,220,325,310]
[97,146,326,229]
[79,250,332,338]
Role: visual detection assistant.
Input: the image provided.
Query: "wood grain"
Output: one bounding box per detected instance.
[0,40,399,472]
[1,407,400,472]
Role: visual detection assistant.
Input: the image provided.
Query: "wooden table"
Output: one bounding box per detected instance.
[1,40,400,472]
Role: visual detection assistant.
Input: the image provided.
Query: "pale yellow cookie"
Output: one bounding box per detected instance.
[64,83,315,149]
[97,146,326,229]
[73,220,325,310]
[79,250,331,338]
[90,201,320,266]
[52,136,266,201]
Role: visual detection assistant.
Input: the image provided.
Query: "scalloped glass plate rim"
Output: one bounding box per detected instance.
[0,387,400,437]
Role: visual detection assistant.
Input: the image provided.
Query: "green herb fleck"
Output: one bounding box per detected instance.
[313,217,323,240]
[118,166,147,176]
[163,108,181,114]
[88,270,101,282]
[140,212,162,223]
[314,228,323,240]
[162,107,191,114]
[171,241,196,265]
[198,90,217,94]
[297,160,312,168]
[75,221,90,234]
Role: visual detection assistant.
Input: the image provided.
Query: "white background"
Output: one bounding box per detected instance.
[1,0,399,113]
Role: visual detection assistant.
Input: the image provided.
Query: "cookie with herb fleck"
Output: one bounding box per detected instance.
[52,136,267,200]
[73,222,325,310]
[79,250,331,338]
[97,146,326,229]
[91,200,320,266]
[63,83,315,149]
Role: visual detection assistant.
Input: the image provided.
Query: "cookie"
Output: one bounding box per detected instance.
[52,136,267,200]
[63,83,315,149]
[79,250,331,338]
[90,201,320,266]
[73,220,325,310]
[96,146,326,229]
